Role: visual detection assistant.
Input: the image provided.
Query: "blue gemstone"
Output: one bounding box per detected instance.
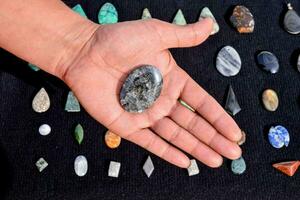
[257,51,279,74]
[231,157,246,175]
[268,125,290,149]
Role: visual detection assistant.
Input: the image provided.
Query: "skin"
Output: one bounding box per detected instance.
[0,0,242,168]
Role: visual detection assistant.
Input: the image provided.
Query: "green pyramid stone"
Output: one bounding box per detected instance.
[172,9,187,25]
[65,91,80,112]
[141,8,152,19]
[98,2,118,24]
[28,63,40,71]
[72,4,87,18]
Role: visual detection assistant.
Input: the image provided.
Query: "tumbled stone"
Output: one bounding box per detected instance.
[199,7,219,35]
[237,130,246,146]
[216,46,241,77]
[72,4,87,18]
[187,159,199,176]
[143,156,154,178]
[230,5,255,33]
[172,9,187,25]
[32,88,50,113]
[262,89,279,111]
[231,156,246,175]
[98,2,118,24]
[179,99,195,112]
[273,161,300,176]
[284,3,300,35]
[74,124,84,145]
[141,8,152,19]
[65,91,80,112]
[257,51,279,74]
[297,54,300,72]
[36,158,48,172]
[268,125,290,149]
[108,161,121,178]
[28,63,40,71]
[120,65,163,113]
[39,124,51,136]
[225,85,241,116]
[105,130,121,149]
[74,155,88,177]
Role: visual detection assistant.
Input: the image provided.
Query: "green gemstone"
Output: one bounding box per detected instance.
[72,4,87,18]
[172,9,187,25]
[98,2,118,24]
[65,91,80,112]
[74,124,84,145]
[179,99,195,112]
[199,7,219,35]
[141,8,152,19]
[28,63,40,71]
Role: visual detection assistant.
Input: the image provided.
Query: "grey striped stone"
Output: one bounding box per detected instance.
[216,46,241,77]
[284,4,300,35]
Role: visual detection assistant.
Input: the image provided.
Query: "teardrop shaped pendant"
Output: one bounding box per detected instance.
[283,3,300,34]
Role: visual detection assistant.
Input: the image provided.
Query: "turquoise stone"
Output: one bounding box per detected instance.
[231,157,246,175]
[72,4,87,18]
[199,7,219,35]
[141,8,152,19]
[28,63,40,71]
[98,2,118,24]
[172,9,187,25]
[65,91,80,112]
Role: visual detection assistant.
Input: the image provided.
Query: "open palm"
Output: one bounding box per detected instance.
[63,18,242,168]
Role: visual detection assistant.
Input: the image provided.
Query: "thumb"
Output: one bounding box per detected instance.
[149,18,213,49]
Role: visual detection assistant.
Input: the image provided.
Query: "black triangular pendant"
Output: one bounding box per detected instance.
[225,85,241,116]
[283,3,300,34]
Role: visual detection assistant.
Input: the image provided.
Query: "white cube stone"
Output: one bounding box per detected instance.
[143,156,154,178]
[35,158,48,172]
[108,161,121,178]
[38,124,51,136]
[187,159,199,176]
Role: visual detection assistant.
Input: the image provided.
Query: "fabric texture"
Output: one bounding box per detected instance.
[1,0,300,199]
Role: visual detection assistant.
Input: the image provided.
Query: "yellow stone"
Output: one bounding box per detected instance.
[105,130,121,149]
[262,89,279,112]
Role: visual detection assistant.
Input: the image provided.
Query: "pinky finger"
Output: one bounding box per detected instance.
[125,128,190,168]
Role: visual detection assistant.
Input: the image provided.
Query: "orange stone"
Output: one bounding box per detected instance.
[272,161,300,176]
[105,130,121,149]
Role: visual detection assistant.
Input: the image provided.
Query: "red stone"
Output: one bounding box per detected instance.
[272,161,300,176]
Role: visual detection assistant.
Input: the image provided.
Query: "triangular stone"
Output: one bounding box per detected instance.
[172,9,187,25]
[65,91,80,112]
[199,7,219,35]
[141,8,152,19]
[225,85,241,116]
[98,2,118,24]
[72,4,87,18]
[273,161,300,176]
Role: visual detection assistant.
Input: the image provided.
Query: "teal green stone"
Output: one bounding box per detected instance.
[74,124,84,145]
[72,4,87,18]
[28,63,40,71]
[65,91,80,112]
[98,2,118,24]
[172,9,187,25]
[231,157,246,175]
[141,8,152,19]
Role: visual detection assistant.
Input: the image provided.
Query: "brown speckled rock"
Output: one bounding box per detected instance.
[230,5,255,33]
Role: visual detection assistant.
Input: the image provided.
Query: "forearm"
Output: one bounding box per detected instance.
[0,0,98,78]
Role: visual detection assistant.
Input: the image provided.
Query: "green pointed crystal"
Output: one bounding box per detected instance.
[65,91,80,112]
[72,4,87,18]
[74,124,84,145]
[179,99,195,112]
[141,8,152,19]
[199,7,219,35]
[172,9,187,25]
[28,63,40,71]
[98,2,118,24]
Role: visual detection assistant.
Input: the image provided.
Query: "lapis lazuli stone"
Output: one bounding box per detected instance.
[216,46,241,77]
[231,157,246,175]
[284,3,300,35]
[257,51,279,74]
[268,125,290,149]
[98,2,118,25]
[120,65,163,113]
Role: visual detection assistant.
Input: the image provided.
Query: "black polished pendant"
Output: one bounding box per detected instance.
[283,3,300,35]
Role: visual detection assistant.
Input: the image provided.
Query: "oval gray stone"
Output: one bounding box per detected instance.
[216,46,241,77]
[120,65,163,113]
[74,155,88,177]
[284,7,300,35]
[257,51,279,74]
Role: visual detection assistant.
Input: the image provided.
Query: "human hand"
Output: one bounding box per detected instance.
[59,18,242,168]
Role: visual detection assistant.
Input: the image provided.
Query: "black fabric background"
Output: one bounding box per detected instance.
[1,0,300,199]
